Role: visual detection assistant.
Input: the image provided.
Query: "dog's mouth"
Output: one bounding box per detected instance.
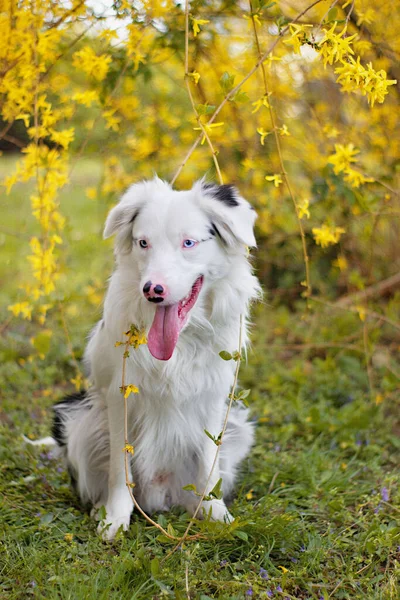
[147,276,204,361]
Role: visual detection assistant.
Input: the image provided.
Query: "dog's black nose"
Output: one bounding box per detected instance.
[153,284,164,295]
[143,281,151,294]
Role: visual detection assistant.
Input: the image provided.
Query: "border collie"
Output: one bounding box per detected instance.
[52,178,260,540]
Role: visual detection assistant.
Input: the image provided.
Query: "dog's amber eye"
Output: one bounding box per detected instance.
[139,239,148,248]
[182,239,196,249]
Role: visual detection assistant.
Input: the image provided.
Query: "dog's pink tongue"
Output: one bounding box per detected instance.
[147,304,180,361]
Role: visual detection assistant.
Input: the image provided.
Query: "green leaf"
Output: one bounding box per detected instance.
[40,513,54,526]
[156,534,172,543]
[209,478,223,499]
[31,331,52,356]
[182,483,197,492]
[196,103,215,116]
[219,350,232,361]
[97,505,107,521]
[167,523,177,537]
[230,90,248,104]
[262,1,276,9]
[150,557,160,577]
[237,389,251,400]
[327,7,338,21]
[234,530,249,541]
[219,72,235,93]
[157,513,167,527]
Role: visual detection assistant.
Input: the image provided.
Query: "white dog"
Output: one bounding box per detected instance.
[52,178,260,540]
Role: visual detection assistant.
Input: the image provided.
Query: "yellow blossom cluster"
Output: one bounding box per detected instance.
[312,225,346,248]
[328,144,374,189]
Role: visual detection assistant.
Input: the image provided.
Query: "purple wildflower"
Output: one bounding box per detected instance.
[266,591,273,598]
[245,588,253,596]
[259,567,269,580]
[277,585,282,592]
[220,559,228,567]
[381,487,389,502]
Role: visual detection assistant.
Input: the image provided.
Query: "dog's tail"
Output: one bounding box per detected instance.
[51,389,109,505]
[219,402,255,498]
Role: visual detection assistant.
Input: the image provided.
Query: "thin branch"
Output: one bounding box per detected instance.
[336,271,400,307]
[248,0,311,297]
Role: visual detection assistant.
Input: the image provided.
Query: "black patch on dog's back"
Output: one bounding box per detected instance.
[203,183,239,207]
[52,390,87,447]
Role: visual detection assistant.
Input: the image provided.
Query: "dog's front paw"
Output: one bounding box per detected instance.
[97,511,131,541]
[202,499,234,523]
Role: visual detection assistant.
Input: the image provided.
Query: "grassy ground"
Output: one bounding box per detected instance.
[1,157,399,599]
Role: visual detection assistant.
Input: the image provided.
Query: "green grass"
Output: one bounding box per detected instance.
[0,158,399,599]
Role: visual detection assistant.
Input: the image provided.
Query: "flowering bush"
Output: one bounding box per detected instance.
[1,0,398,384]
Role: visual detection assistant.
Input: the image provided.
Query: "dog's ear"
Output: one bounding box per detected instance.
[198,182,257,248]
[103,184,146,253]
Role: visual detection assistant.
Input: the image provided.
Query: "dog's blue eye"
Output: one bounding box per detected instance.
[139,240,148,248]
[183,239,196,249]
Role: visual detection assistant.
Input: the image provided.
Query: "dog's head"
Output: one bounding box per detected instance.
[104,177,257,361]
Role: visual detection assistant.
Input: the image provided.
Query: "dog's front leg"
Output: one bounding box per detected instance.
[98,386,134,541]
[196,437,233,523]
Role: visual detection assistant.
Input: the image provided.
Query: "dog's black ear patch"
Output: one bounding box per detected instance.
[209,221,225,243]
[52,391,87,447]
[203,183,239,207]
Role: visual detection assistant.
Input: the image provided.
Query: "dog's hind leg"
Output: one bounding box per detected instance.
[219,403,255,498]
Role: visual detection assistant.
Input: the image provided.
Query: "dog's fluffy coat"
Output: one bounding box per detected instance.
[53,178,260,540]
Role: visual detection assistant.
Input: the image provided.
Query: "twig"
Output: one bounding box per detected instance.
[335,271,400,307]
[183,0,223,184]
[248,0,311,298]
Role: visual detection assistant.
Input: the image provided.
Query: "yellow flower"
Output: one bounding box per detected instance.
[279,124,290,136]
[192,18,210,37]
[317,24,356,67]
[343,168,374,189]
[279,565,289,573]
[8,302,33,320]
[252,94,271,113]
[120,384,139,398]
[72,46,111,81]
[328,143,359,174]
[312,224,345,248]
[187,70,201,85]
[64,533,74,543]
[123,444,135,454]
[49,128,75,149]
[335,57,397,106]
[85,187,97,200]
[72,90,99,107]
[333,256,348,271]
[297,198,310,219]
[257,127,271,145]
[265,174,283,188]
[356,306,366,322]
[193,122,224,145]
[245,489,254,500]
[283,24,313,55]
